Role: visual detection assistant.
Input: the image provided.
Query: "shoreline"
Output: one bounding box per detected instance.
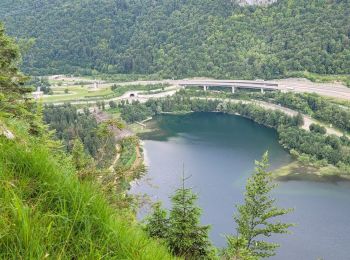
[131,112,350,183]
[272,161,350,182]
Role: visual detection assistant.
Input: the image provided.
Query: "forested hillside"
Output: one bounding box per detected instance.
[0,24,173,259]
[1,0,349,78]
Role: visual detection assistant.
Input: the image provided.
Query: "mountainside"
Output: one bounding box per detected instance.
[237,0,278,6]
[1,0,349,79]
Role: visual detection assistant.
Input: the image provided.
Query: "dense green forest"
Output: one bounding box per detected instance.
[43,104,116,166]
[1,0,349,78]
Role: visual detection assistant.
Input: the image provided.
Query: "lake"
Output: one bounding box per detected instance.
[130,112,350,260]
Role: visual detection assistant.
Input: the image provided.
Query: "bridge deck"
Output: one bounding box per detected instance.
[177,80,278,90]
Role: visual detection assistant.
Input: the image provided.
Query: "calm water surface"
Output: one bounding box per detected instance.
[130,113,350,260]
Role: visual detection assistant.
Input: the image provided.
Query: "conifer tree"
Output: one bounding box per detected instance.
[72,139,90,170]
[167,167,214,259]
[144,202,169,240]
[71,138,96,180]
[225,152,293,259]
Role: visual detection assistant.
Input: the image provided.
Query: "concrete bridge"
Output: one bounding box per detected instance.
[176,80,279,93]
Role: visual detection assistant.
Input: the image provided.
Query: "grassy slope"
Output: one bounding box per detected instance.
[0,119,174,259]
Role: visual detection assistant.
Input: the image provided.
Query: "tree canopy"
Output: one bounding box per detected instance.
[1,0,349,78]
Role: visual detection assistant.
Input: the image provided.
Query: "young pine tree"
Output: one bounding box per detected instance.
[144,202,169,240]
[168,168,215,259]
[145,167,215,259]
[71,138,96,180]
[225,152,293,259]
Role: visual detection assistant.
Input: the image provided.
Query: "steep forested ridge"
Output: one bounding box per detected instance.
[1,0,349,78]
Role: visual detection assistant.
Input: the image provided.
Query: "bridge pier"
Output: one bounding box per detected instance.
[261,88,264,94]
[203,85,207,91]
[231,86,235,94]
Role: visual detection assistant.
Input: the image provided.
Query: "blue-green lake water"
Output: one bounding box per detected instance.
[130,112,350,260]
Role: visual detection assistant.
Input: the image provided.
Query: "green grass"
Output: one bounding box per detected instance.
[42,83,169,103]
[42,85,114,103]
[115,137,138,172]
[0,120,174,259]
[111,83,169,97]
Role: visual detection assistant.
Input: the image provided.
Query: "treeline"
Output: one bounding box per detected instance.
[120,96,220,123]
[279,127,350,171]
[250,92,350,133]
[1,0,349,78]
[25,76,52,94]
[43,104,115,164]
[220,101,303,129]
[120,95,302,127]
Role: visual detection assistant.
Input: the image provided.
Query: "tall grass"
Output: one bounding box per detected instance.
[0,134,174,259]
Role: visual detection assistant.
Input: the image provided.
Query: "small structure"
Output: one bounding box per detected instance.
[32,87,44,99]
[90,80,100,90]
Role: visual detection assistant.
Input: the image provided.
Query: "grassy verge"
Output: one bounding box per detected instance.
[42,85,114,103]
[0,119,174,259]
[286,71,350,87]
[115,136,140,173]
[111,83,169,96]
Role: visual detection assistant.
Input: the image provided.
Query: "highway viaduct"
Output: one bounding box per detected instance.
[176,80,279,93]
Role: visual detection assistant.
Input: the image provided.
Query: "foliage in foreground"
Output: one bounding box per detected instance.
[224,152,293,259]
[0,119,174,259]
[145,172,216,259]
[0,24,174,259]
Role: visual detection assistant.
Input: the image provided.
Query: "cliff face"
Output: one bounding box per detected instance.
[236,0,278,5]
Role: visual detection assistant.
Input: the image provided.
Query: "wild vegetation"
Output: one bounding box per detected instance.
[145,171,216,259]
[2,0,349,255]
[0,26,174,259]
[43,104,116,165]
[145,155,292,259]
[1,0,349,79]
[250,91,350,133]
[224,153,293,259]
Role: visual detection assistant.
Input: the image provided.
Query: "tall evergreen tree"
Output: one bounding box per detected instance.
[225,152,293,258]
[168,167,214,259]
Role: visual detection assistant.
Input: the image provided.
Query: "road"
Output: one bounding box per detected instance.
[109,78,350,100]
[49,77,350,103]
[52,77,348,136]
[272,78,350,100]
[215,99,344,137]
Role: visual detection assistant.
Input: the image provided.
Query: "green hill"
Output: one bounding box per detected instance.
[0,24,174,259]
[1,0,349,78]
